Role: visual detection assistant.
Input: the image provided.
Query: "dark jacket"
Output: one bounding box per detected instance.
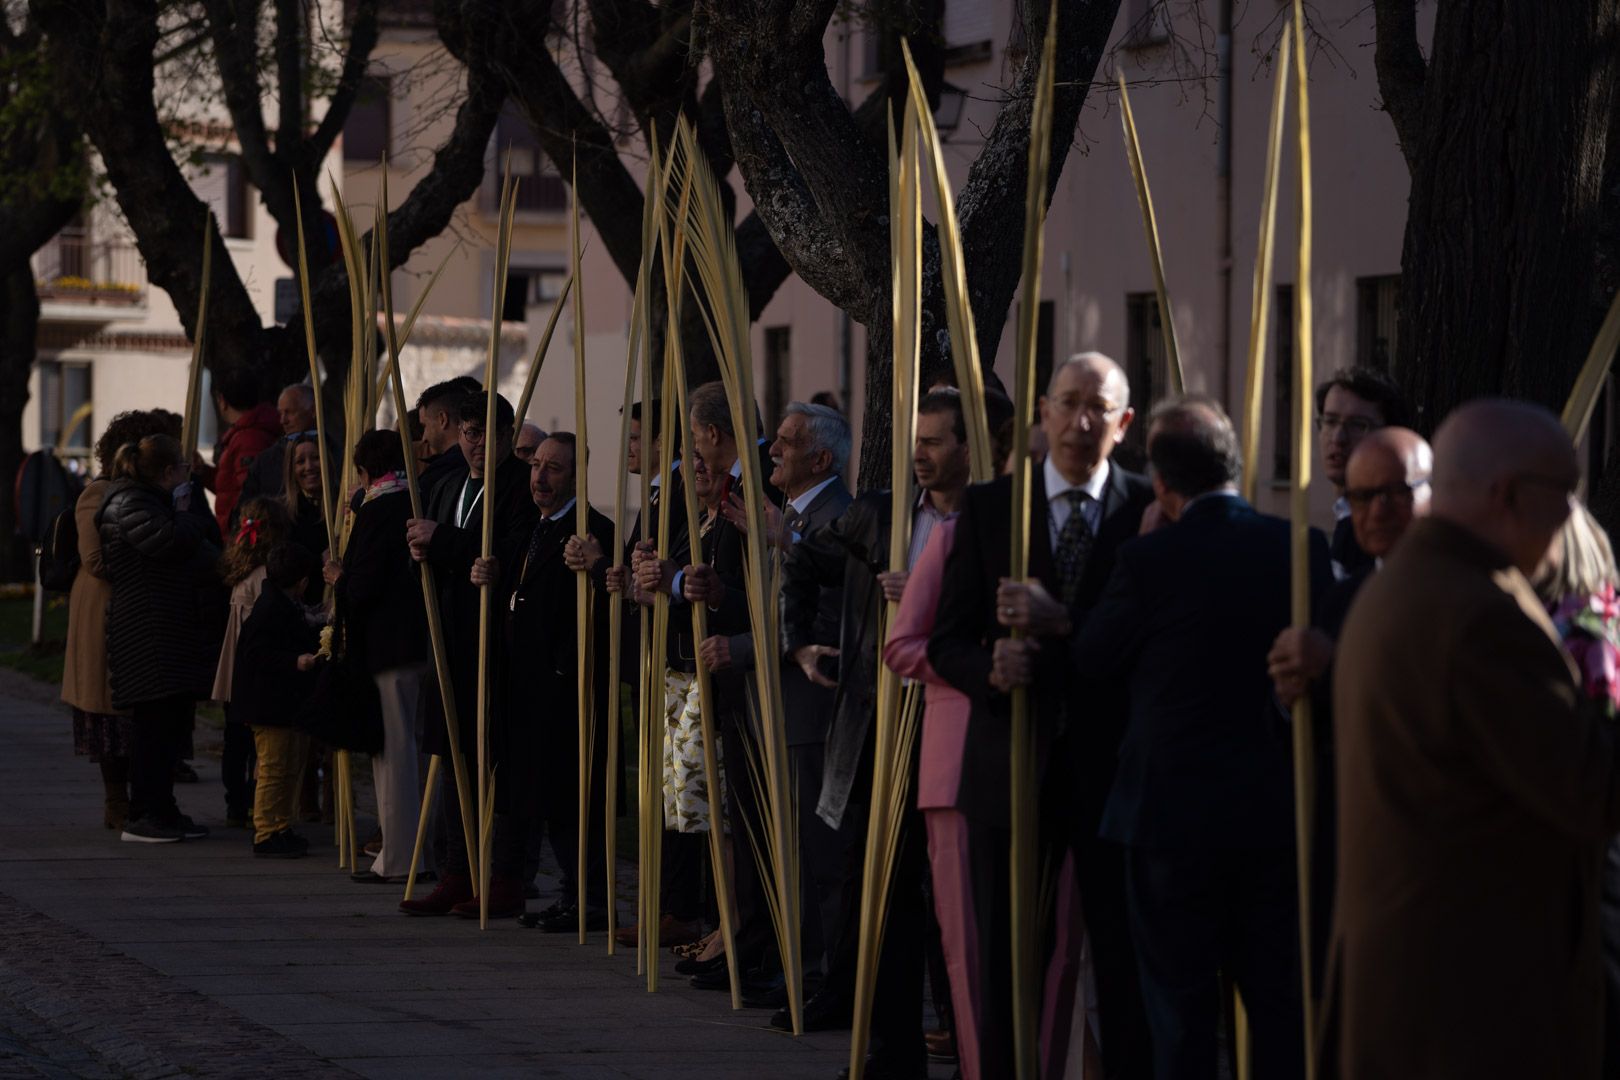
[488,499,615,814]
[231,585,320,729]
[1330,513,1375,580]
[97,479,221,709]
[288,493,329,606]
[418,444,468,508]
[764,478,853,746]
[781,489,892,829]
[420,451,538,756]
[1072,493,1332,849]
[928,462,1154,829]
[336,488,427,676]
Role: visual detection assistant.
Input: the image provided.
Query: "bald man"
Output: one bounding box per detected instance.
[1267,426,1431,1006]
[930,353,1154,1078]
[1323,400,1618,1078]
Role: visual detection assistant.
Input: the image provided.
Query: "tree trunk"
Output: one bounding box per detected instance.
[857,316,896,492]
[1380,0,1620,429]
[0,269,42,580]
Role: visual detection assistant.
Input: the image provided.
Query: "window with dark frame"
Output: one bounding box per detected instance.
[39,360,93,456]
[1355,274,1400,370]
[194,154,251,240]
[1273,283,1295,484]
[343,75,392,163]
[489,103,567,214]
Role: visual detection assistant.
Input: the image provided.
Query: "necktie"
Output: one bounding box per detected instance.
[520,517,555,586]
[1052,489,1094,607]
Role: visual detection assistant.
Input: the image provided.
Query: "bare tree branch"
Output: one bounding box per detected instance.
[307,0,379,163]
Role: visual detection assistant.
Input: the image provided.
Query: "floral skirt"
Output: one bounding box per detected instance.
[71,708,135,763]
[662,669,727,834]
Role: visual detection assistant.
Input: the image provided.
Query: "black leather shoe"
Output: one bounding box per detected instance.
[740,973,788,1009]
[773,988,853,1032]
[531,903,609,933]
[674,953,725,977]
[688,966,734,992]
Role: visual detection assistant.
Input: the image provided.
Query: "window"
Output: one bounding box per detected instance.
[194,154,251,240]
[1124,292,1167,458]
[1355,275,1400,370]
[343,75,392,163]
[1273,284,1294,484]
[489,103,567,214]
[502,266,567,322]
[38,361,93,456]
[502,271,529,323]
[764,326,791,431]
[943,0,993,64]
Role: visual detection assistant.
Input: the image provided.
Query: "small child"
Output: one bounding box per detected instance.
[212,497,293,825]
[233,543,323,858]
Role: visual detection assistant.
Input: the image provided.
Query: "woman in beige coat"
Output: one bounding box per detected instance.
[62,409,182,829]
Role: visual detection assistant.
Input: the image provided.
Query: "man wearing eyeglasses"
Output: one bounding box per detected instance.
[1314,367,1409,581]
[1268,425,1431,1005]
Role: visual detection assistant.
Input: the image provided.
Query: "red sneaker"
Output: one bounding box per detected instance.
[451,877,525,920]
[399,873,473,916]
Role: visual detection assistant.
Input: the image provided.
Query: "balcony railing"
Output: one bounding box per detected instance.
[34,234,147,308]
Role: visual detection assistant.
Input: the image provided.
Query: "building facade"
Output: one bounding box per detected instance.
[23,0,1424,524]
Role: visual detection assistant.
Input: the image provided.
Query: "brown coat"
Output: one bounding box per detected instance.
[60,478,117,715]
[1323,517,1620,1078]
[210,565,266,703]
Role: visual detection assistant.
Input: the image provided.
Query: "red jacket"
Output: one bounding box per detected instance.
[199,401,281,533]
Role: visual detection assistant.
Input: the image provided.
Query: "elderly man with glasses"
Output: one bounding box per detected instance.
[1313,367,1410,580]
[1268,425,1432,1008]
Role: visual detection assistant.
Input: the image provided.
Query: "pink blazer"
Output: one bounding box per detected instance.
[882,519,972,810]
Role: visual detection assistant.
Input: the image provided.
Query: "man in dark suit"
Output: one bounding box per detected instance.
[700,401,853,1001]
[776,389,988,1074]
[1268,427,1431,1000]
[1313,366,1408,581]
[929,353,1153,1079]
[469,433,615,928]
[995,396,1331,1079]
[399,391,538,917]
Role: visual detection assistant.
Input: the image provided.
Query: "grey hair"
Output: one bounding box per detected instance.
[784,401,851,477]
[1049,351,1131,410]
[280,382,315,408]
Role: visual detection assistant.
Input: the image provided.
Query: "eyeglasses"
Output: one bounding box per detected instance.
[461,426,486,441]
[1345,479,1427,509]
[514,444,538,460]
[1048,396,1127,423]
[1315,414,1378,439]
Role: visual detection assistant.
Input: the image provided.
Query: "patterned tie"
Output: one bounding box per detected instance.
[1051,489,1094,607]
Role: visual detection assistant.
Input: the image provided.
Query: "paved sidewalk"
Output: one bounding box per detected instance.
[0,671,872,1079]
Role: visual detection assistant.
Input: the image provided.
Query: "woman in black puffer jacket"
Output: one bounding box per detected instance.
[97,433,222,843]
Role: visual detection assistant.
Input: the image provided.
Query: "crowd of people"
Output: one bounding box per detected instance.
[55,353,1620,1080]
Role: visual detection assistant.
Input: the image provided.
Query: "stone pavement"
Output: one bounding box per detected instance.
[0,671,924,1079]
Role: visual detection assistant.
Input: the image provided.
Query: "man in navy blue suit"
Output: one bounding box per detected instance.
[995,396,1332,1080]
